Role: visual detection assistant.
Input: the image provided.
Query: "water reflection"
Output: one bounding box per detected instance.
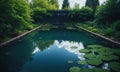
[0,29,113,72]
[54,40,85,60]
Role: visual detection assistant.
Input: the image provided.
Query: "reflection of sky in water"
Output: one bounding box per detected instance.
[32,40,86,60]
[32,40,109,70]
[54,40,85,60]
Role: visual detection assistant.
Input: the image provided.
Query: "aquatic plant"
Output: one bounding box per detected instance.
[87,59,102,66]
[84,53,97,59]
[110,55,119,60]
[109,62,120,72]
[98,47,112,52]
[113,49,120,56]
[91,49,99,52]
[93,68,108,72]
[77,60,86,65]
[68,60,73,64]
[98,55,112,61]
[87,45,103,49]
[98,55,119,61]
[70,46,78,49]
[69,66,80,72]
[98,51,114,56]
[79,49,90,53]
[81,69,94,72]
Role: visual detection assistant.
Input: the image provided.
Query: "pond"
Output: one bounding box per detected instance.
[0,29,120,72]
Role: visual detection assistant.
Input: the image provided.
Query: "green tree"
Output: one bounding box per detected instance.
[85,0,99,12]
[95,0,120,26]
[73,3,80,10]
[50,0,59,10]
[0,0,32,42]
[31,0,58,10]
[69,7,94,21]
[62,0,70,10]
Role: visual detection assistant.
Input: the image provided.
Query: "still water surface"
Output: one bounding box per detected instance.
[0,29,114,72]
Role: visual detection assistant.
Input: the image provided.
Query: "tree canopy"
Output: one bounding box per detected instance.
[0,0,32,42]
[31,0,59,10]
[62,0,70,10]
[85,0,99,12]
[95,0,120,25]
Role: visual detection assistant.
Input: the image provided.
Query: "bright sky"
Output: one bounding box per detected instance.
[58,0,106,9]
[29,0,106,9]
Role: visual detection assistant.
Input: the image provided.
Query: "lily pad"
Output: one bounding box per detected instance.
[71,46,78,49]
[110,55,119,60]
[109,62,120,72]
[69,66,80,72]
[113,49,120,56]
[68,60,73,64]
[98,48,113,52]
[81,69,94,72]
[87,59,102,66]
[98,51,114,55]
[91,49,99,53]
[87,45,103,49]
[98,55,119,61]
[84,53,97,59]
[79,49,90,53]
[93,68,108,72]
[78,60,86,65]
[98,55,112,61]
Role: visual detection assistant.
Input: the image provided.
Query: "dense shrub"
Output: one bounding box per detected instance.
[69,7,94,22]
[95,0,120,26]
[0,0,32,42]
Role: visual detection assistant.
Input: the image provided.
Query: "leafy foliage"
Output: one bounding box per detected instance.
[0,0,32,42]
[85,0,99,12]
[95,0,120,25]
[62,0,70,10]
[69,7,94,22]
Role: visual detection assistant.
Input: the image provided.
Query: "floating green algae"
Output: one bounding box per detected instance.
[69,66,80,72]
[87,59,102,66]
[93,68,109,72]
[109,62,120,72]
[77,60,86,65]
[79,49,90,53]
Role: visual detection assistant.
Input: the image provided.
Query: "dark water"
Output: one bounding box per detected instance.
[0,29,118,72]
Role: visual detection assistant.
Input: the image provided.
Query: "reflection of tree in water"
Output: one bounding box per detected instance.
[37,40,54,51]
[0,38,36,72]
